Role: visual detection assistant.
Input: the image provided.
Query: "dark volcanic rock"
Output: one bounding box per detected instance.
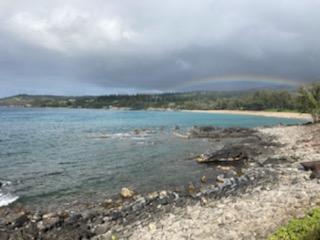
[12,212,29,228]
[189,126,256,139]
[196,145,249,163]
[261,155,289,166]
[300,161,320,179]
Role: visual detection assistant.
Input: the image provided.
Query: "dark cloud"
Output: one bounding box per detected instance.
[0,0,320,96]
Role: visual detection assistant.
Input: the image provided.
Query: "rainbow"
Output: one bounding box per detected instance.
[170,75,301,90]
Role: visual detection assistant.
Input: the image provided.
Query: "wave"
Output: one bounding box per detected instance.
[88,131,153,140]
[0,180,19,207]
[0,193,19,207]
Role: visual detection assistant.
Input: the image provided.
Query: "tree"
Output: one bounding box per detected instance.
[298,82,320,122]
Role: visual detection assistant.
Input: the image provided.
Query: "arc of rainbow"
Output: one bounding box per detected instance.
[168,75,301,91]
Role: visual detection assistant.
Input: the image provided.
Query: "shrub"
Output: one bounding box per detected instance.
[269,208,320,240]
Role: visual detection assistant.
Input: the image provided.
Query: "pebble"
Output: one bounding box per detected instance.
[148,223,157,231]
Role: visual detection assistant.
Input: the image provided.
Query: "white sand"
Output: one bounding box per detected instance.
[184,110,312,121]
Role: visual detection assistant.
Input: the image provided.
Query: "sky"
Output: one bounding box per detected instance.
[0,0,320,97]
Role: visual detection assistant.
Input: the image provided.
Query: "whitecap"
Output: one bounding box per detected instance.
[111,133,132,139]
[0,180,18,207]
[0,192,18,207]
[0,180,12,187]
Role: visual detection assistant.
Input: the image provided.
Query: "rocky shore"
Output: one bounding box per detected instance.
[1,123,319,240]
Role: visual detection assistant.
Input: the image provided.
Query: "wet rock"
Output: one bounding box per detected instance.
[37,216,62,231]
[159,191,167,198]
[131,197,146,211]
[200,176,207,183]
[216,174,225,183]
[157,193,169,205]
[189,126,218,138]
[120,187,134,198]
[147,192,159,200]
[172,192,179,201]
[65,213,82,225]
[187,183,196,196]
[189,126,256,139]
[196,145,249,163]
[102,199,114,208]
[12,212,29,228]
[30,211,42,223]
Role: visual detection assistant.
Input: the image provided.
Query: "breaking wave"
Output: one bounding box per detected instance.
[0,180,18,207]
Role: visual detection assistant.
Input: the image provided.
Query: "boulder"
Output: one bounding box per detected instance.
[12,212,29,228]
[187,183,196,195]
[300,161,320,179]
[147,191,159,200]
[159,191,167,198]
[120,187,134,198]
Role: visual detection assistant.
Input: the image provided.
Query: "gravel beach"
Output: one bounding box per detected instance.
[1,123,319,240]
[98,123,320,240]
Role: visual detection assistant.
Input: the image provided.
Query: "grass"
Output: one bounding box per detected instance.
[268,208,320,240]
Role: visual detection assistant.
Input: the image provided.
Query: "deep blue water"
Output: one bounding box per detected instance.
[0,107,304,207]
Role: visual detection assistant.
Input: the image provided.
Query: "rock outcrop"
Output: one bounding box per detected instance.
[300,160,320,179]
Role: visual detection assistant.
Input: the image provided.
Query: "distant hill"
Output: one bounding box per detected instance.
[0,90,300,111]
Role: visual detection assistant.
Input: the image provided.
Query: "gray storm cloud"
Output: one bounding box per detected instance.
[0,0,320,96]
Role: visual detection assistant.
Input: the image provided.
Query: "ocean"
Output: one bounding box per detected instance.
[0,107,304,208]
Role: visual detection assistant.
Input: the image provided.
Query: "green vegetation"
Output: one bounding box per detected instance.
[268,208,320,240]
[298,83,320,122]
[0,90,299,110]
[0,83,319,119]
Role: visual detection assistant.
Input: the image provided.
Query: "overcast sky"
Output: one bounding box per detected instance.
[0,0,320,96]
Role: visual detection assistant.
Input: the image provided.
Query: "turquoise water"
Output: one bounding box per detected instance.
[0,107,304,207]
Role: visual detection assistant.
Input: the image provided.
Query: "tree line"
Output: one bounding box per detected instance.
[1,82,319,122]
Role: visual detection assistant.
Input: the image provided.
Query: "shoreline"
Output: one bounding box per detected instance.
[1,123,320,239]
[184,109,312,121]
[1,105,313,121]
[124,123,320,240]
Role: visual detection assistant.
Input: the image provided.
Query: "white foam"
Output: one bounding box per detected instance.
[0,192,18,207]
[0,180,18,207]
[112,133,132,138]
[0,180,11,187]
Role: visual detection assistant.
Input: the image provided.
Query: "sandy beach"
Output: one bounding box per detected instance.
[185,109,312,121]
